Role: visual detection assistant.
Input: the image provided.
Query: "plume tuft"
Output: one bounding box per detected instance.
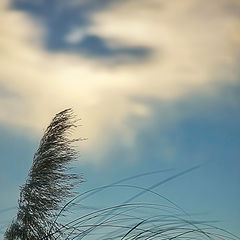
[4,108,83,240]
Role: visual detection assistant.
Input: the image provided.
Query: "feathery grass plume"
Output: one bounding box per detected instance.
[4,108,83,240]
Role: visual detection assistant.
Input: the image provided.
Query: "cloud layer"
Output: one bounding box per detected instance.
[0,0,240,163]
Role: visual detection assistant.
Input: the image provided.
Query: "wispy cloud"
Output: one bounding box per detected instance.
[0,0,240,163]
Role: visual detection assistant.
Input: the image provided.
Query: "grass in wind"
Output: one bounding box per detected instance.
[3,109,240,240]
[4,109,83,240]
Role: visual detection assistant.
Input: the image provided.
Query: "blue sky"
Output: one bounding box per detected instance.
[0,0,240,238]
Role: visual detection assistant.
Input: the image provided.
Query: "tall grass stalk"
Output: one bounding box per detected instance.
[4,109,83,240]
[4,109,240,240]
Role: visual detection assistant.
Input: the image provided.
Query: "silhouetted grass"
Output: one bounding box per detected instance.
[3,109,240,240]
[4,109,83,240]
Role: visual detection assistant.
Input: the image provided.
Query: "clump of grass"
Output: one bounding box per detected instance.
[3,109,240,240]
[4,109,84,240]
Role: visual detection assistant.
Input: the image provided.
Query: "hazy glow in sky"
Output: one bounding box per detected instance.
[0,0,239,237]
[1,0,240,160]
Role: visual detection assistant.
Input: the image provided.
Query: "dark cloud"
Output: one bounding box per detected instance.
[10,0,151,60]
[48,33,151,59]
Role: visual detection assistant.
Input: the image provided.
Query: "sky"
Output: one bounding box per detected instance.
[0,0,240,237]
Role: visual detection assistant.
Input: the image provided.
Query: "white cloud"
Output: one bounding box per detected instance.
[0,0,240,164]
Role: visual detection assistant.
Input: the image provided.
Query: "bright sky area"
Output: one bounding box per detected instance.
[0,0,240,237]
